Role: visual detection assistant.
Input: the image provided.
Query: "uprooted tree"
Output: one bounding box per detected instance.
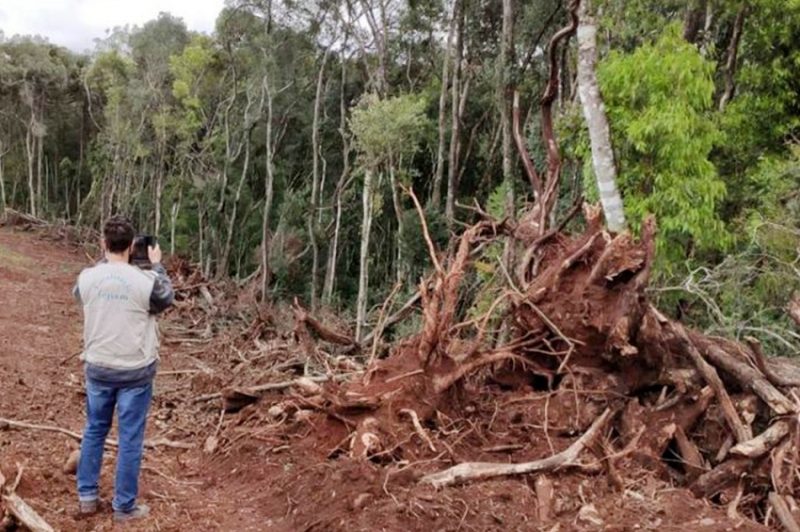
[244,0,800,527]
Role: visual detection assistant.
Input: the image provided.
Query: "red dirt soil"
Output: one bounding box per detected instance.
[0,226,769,531]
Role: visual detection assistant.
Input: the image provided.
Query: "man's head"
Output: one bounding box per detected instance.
[103,215,135,256]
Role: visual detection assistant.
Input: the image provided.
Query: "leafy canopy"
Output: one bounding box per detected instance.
[350,93,431,167]
[597,23,727,270]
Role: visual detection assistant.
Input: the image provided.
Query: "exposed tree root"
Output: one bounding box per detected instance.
[239,7,800,522]
[274,212,800,523]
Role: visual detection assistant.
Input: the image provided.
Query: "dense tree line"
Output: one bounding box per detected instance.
[0,0,798,348]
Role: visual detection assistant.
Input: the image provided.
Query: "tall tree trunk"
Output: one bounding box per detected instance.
[170,189,181,255]
[500,0,515,219]
[155,141,165,235]
[322,56,352,305]
[683,0,708,44]
[359,0,389,94]
[445,0,465,225]
[261,75,276,301]
[77,91,86,217]
[356,167,375,342]
[389,157,404,283]
[25,122,35,217]
[577,0,626,233]
[431,0,459,209]
[198,204,206,273]
[700,2,716,55]
[719,5,747,112]
[221,83,261,278]
[309,49,331,310]
[499,0,516,318]
[36,130,43,215]
[221,133,251,278]
[0,145,6,215]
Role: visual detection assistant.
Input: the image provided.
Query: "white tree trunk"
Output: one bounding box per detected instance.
[36,122,43,215]
[356,167,375,342]
[0,146,7,215]
[389,159,404,283]
[499,0,516,344]
[309,49,330,310]
[261,74,275,301]
[445,0,464,224]
[577,0,626,233]
[25,124,35,217]
[221,138,250,276]
[431,0,459,208]
[170,190,181,255]
[322,56,351,305]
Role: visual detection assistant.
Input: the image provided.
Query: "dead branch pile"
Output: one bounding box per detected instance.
[241,202,799,526]
[204,3,800,527]
[1,208,100,248]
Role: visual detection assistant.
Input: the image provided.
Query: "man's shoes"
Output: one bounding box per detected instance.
[78,499,99,516]
[113,504,150,522]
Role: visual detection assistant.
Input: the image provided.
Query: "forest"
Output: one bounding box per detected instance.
[3,0,800,529]
[0,0,797,348]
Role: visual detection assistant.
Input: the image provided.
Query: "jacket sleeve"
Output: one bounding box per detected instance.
[149,264,175,314]
[73,283,82,304]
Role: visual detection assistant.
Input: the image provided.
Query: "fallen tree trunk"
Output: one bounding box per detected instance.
[695,337,795,415]
[420,408,613,488]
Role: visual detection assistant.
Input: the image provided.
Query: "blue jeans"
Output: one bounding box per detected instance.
[77,379,153,512]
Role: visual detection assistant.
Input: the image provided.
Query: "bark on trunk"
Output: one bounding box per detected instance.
[25,122,35,217]
[389,160,404,283]
[719,6,747,112]
[261,75,275,300]
[221,131,252,278]
[431,0,459,209]
[500,0,514,223]
[0,144,7,215]
[322,56,352,305]
[577,0,626,233]
[445,0,465,225]
[356,168,375,342]
[170,190,181,256]
[309,49,331,311]
[499,0,516,333]
[36,116,43,215]
[683,0,707,44]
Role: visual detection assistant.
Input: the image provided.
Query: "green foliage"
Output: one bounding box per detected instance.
[350,93,431,167]
[170,35,219,140]
[598,23,728,271]
[3,0,800,349]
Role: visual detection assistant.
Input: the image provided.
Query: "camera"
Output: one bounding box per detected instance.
[130,235,157,268]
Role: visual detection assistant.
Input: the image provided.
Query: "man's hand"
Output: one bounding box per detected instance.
[148,244,163,265]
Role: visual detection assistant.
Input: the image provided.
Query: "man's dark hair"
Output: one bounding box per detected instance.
[103,215,135,253]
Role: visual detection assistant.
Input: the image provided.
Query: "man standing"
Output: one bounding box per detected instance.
[73,216,174,522]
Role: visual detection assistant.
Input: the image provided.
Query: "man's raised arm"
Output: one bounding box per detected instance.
[148,245,174,314]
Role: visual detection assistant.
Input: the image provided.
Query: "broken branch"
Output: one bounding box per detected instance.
[420,408,612,488]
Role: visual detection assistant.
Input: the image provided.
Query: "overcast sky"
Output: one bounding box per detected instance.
[0,0,226,53]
